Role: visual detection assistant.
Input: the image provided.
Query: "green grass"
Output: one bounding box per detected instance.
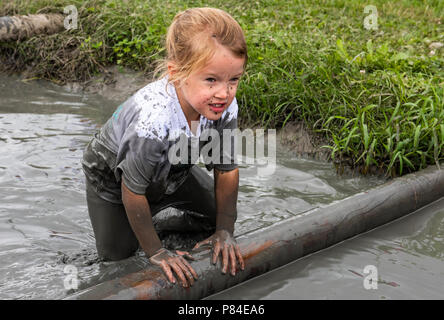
[0,0,443,176]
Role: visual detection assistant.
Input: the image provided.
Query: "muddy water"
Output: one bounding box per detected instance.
[207,198,444,300]
[0,75,386,299]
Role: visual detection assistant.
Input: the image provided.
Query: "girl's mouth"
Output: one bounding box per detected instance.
[209,103,226,113]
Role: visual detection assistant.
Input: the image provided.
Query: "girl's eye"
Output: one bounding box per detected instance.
[230,78,240,83]
[206,78,216,83]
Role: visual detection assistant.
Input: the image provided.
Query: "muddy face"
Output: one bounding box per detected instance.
[173,44,245,124]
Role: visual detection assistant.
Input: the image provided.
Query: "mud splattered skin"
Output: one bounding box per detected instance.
[82,77,238,204]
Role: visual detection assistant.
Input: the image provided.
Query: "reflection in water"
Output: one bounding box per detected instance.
[0,75,387,299]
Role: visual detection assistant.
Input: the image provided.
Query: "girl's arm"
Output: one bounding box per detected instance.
[193,168,245,276]
[214,168,239,234]
[121,178,198,287]
[121,178,162,257]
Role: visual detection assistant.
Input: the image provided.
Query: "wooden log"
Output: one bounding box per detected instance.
[0,14,65,42]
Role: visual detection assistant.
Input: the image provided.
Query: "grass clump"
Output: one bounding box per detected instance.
[0,0,443,176]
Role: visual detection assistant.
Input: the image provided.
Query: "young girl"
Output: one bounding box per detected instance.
[82,7,247,288]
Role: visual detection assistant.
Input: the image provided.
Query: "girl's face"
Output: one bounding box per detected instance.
[171,44,245,125]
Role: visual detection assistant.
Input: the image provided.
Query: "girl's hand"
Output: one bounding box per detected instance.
[148,248,198,287]
[193,230,245,276]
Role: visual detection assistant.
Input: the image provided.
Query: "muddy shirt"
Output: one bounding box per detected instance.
[82,76,238,204]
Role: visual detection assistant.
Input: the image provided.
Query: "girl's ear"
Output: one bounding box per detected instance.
[167,62,177,78]
[167,62,185,87]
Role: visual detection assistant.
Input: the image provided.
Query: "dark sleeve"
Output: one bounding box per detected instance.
[115,130,167,195]
[205,99,239,172]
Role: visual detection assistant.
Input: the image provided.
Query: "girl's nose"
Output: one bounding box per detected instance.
[214,83,230,100]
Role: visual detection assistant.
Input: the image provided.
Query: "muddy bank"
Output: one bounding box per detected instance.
[277,121,330,161]
[62,65,151,103]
